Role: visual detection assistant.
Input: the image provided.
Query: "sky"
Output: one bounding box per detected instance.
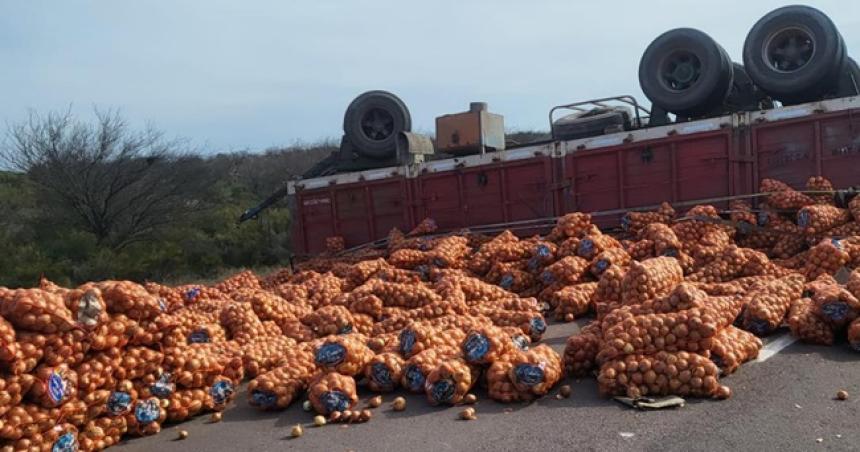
[2,0,859,153]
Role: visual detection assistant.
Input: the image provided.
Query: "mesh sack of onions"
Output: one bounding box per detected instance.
[576,232,621,260]
[162,344,241,389]
[308,372,359,415]
[427,236,470,268]
[540,256,590,286]
[400,346,459,393]
[62,287,108,330]
[275,317,316,343]
[760,178,814,209]
[848,195,860,222]
[95,281,164,321]
[0,316,18,369]
[165,388,209,422]
[849,269,860,299]
[487,262,535,293]
[113,346,164,381]
[802,239,851,280]
[620,202,675,234]
[620,257,684,305]
[0,289,75,334]
[128,315,177,347]
[348,293,385,321]
[241,335,297,377]
[0,374,34,418]
[366,280,441,309]
[637,223,682,257]
[729,199,757,225]
[388,248,430,269]
[624,239,656,260]
[218,302,265,344]
[0,403,60,441]
[9,422,78,452]
[424,357,477,406]
[260,267,293,290]
[507,344,562,396]
[301,273,344,307]
[787,298,835,346]
[326,236,346,253]
[486,358,531,403]
[563,325,602,377]
[398,325,467,358]
[206,376,237,412]
[87,314,136,351]
[554,212,593,238]
[460,324,518,365]
[806,176,835,205]
[79,416,127,451]
[302,304,355,336]
[685,245,750,283]
[74,350,119,394]
[247,350,315,411]
[740,274,805,336]
[598,305,722,361]
[454,275,513,304]
[597,351,728,399]
[552,282,598,321]
[28,364,77,408]
[708,326,762,375]
[124,397,167,436]
[312,334,374,376]
[36,330,87,368]
[810,284,860,328]
[364,351,405,392]
[797,204,851,235]
[468,307,547,341]
[213,270,261,296]
[590,248,631,277]
[248,290,311,325]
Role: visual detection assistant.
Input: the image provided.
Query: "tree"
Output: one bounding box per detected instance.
[2,108,209,249]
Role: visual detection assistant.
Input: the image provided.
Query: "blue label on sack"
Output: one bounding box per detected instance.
[621,214,632,231]
[188,330,210,344]
[512,335,530,351]
[150,373,174,399]
[514,364,545,387]
[756,211,769,227]
[52,432,77,452]
[251,390,277,408]
[158,297,167,312]
[661,248,679,258]
[134,399,161,424]
[315,343,347,367]
[107,391,133,416]
[577,239,595,258]
[418,240,431,251]
[370,362,393,389]
[404,365,425,392]
[797,210,810,228]
[432,258,446,268]
[210,380,235,405]
[831,239,842,250]
[527,257,541,271]
[535,244,551,258]
[48,371,65,404]
[594,259,610,273]
[429,379,455,404]
[540,271,554,284]
[399,330,417,356]
[821,302,850,322]
[500,275,514,289]
[320,391,351,414]
[184,287,201,302]
[462,333,490,363]
[337,324,353,335]
[530,317,547,336]
[416,265,430,281]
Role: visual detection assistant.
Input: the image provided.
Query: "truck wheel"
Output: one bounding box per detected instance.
[742,5,846,105]
[723,63,773,112]
[552,108,630,140]
[639,28,733,117]
[343,90,412,159]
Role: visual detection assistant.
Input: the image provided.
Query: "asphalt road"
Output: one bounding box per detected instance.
[115,321,859,452]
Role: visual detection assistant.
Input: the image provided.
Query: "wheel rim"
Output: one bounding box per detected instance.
[660,50,702,92]
[763,26,816,73]
[360,107,395,141]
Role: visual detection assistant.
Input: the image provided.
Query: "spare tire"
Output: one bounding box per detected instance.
[639,28,734,117]
[742,5,846,105]
[343,90,412,159]
[553,107,631,140]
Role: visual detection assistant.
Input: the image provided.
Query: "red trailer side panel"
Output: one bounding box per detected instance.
[752,109,860,189]
[413,157,554,232]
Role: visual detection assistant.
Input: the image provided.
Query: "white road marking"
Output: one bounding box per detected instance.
[755,332,798,362]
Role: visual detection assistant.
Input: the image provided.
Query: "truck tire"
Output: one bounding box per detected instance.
[742,5,846,105]
[723,63,773,112]
[639,28,734,117]
[343,90,412,159]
